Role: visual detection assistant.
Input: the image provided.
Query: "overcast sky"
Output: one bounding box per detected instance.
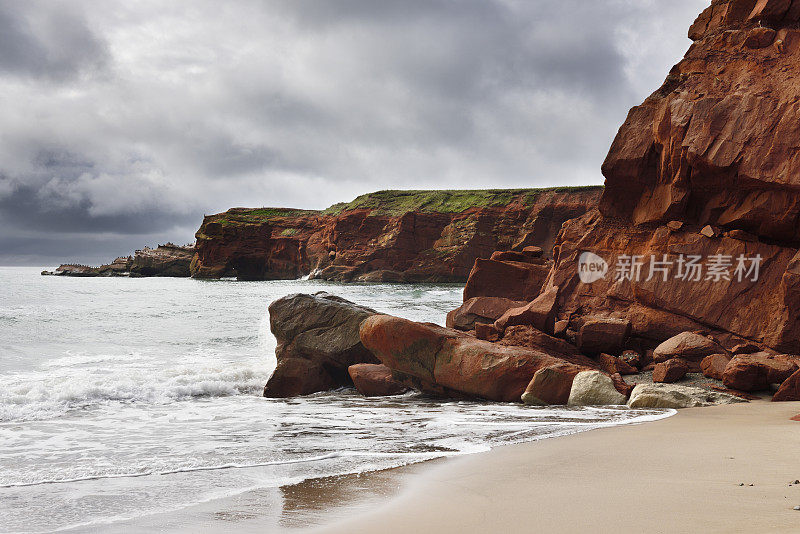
[0,0,708,266]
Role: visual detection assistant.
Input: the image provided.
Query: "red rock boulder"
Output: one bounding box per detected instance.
[653,359,690,384]
[577,317,631,355]
[474,322,501,342]
[498,325,599,369]
[446,296,525,331]
[772,368,800,402]
[596,353,638,376]
[359,314,590,402]
[653,332,726,364]
[494,286,559,334]
[463,258,549,302]
[348,364,409,397]
[722,353,800,392]
[263,358,338,397]
[521,364,580,405]
[700,353,732,380]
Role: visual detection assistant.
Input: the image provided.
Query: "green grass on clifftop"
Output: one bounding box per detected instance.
[322,186,601,216]
[204,186,603,225]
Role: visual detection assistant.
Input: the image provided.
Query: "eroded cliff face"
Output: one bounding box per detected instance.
[191,188,602,283]
[546,0,800,352]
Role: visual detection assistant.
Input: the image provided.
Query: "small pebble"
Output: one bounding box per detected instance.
[739,483,745,486]
[794,506,800,511]
[795,480,800,485]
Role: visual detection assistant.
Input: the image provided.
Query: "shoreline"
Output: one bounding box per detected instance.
[77,405,672,534]
[308,401,800,534]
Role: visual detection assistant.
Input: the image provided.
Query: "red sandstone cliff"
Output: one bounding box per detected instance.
[191,188,602,282]
[541,0,800,352]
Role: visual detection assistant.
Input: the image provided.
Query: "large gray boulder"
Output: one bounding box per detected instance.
[567,370,627,406]
[263,292,379,397]
[627,383,743,409]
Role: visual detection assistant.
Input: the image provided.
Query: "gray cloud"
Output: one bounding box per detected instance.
[0,0,709,266]
[0,1,108,80]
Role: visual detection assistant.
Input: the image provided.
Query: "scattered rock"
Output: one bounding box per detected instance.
[521,364,579,405]
[596,353,638,376]
[653,332,726,363]
[627,383,744,409]
[494,286,559,334]
[463,258,550,302]
[653,359,689,383]
[666,220,683,231]
[700,225,721,238]
[498,325,599,368]
[474,322,502,342]
[773,368,800,402]
[620,350,642,369]
[348,364,408,397]
[360,314,591,402]
[723,353,799,392]
[577,317,631,355]
[263,358,338,397]
[610,372,635,397]
[567,371,628,406]
[700,353,732,380]
[446,297,526,331]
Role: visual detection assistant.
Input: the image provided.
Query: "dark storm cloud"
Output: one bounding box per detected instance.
[0,0,709,265]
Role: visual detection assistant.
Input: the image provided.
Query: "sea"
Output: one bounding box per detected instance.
[0,266,672,533]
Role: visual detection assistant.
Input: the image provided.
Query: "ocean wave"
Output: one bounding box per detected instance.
[0,364,270,422]
[0,452,343,488]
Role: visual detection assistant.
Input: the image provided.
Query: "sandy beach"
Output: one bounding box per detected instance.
[310,401,800,534]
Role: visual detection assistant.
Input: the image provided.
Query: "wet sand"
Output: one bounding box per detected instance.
[310,401,800,534]
[89,401,800,534]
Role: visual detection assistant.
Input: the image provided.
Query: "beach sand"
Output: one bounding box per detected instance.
[309,401,800,534]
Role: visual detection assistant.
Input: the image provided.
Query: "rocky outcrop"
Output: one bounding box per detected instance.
[358,314,594,402]
[539,0,800,354]
[264,293,379,397]
[494,286,559,334]
[653,359,690,383]
[446,297,525,331]
[521,364,582,406]
[700,353,732,380]
[348,364,409,397]
[191,188,602,282]
[45,244,195,278]
[462,258,551,301]
[576,317,631,356]
[721,353,799,392]
[772,368,800,402]
[130,244,194,277]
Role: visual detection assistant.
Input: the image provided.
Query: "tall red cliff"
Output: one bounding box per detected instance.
[191,187,602,283]
[544,0,800,352]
